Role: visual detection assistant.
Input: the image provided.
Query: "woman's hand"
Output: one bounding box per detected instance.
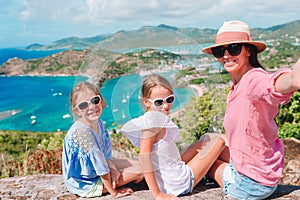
[292,58,300,89]
[276,58,300,93]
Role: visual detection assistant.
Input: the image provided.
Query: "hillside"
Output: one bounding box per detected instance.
[0,19,299,83]
[0,48,184,85]
[23,20,300,50]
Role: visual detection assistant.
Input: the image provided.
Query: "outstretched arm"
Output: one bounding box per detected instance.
[275,58,300,93]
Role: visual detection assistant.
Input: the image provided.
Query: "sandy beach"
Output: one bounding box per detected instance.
[170,84,206,118]
[188,84,207,97]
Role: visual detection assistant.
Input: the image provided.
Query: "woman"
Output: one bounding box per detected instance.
[202,20,300,199]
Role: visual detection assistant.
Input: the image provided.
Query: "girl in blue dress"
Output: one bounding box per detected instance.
[62,81,143,198]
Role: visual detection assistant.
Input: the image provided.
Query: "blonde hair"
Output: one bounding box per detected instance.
[70,82,106,110]
[141,74,174,99]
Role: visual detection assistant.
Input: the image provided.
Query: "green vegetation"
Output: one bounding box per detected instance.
[277,91,300,139]
[260,41,300,69]
[0,131,65,178]
[0,130,56,162]
[177,87,229,145]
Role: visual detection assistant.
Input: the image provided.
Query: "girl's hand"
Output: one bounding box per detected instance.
[154,192,179,200]
[110,168,121,189]
[112,187,133,198]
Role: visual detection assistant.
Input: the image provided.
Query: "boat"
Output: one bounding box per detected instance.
[31,120,36,125]
[122,95,127,103]
[112,106,118,113]
[62,114,71,119]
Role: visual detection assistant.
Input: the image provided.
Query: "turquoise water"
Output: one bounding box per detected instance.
[0,73,195,132]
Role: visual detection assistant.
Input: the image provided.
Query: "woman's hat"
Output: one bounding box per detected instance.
[202,20,266,54]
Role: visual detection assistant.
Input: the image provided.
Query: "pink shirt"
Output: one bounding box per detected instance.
[223,68,293,186]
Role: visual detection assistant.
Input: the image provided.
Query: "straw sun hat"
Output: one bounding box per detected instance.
[202,20,266,54]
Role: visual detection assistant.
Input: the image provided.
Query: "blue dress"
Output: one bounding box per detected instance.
[62,119,112,195]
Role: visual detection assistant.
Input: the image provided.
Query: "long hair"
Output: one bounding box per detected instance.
[244,43,265,70]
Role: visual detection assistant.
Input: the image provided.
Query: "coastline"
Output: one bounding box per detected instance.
[170,84,205,118]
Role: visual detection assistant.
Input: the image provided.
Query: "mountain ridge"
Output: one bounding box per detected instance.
[25,19,300,50]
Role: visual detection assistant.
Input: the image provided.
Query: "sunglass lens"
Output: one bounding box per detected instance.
[211,46,225,58]
[78,102,88,110]
[154,100,164,106]
[166,96,175,103]
[91,96,101,105]
[228,44,242,56]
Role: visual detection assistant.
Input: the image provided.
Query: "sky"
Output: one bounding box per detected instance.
[1,0,299,48]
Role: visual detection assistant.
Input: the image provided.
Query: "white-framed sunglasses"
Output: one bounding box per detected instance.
[74,95,101,111]
[147,94,175,107]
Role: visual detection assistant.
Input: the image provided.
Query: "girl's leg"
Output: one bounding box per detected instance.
[181,133,229,163]
[207,134,230,188]
[184,133,226,187]
[110,159,144,187]
[207,159,228,188]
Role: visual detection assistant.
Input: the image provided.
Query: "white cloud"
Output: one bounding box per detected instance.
[13,0,300,28]
[0,0,299,47]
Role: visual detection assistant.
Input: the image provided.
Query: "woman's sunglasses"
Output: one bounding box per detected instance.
[211,43,243,58]
[147,95,175,107]
[75,95,101,111]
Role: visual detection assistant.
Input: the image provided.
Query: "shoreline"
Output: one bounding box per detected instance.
[170,84,206,118]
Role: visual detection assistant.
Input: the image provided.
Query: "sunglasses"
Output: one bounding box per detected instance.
[75,95,101,111]
[211,43,243,58]
[147,95,175,107]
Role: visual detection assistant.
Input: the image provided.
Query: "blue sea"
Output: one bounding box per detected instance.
[0,47,65,65]
[0,74,195,132]
[0,47,201,132]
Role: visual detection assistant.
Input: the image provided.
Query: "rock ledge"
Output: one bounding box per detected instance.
[0,174,300,200]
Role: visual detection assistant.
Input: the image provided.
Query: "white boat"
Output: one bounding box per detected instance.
[62,114,71,119]
[31,120,36,125]
[122,95,127,104]
[112,106,118,113]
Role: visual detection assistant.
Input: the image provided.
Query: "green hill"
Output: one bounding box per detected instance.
[25,20,300,50]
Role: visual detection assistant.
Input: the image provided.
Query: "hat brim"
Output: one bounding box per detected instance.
[201,41,266,55]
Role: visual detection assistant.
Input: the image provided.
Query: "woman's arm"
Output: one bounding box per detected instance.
[275,58,300,94]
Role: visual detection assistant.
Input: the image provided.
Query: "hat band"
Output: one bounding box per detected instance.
[215,32,252,44]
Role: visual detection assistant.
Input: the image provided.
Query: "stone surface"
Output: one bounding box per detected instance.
[1,138,299,199]
[0,174,300,200]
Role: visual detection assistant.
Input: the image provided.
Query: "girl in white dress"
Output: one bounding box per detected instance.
[121,74,229,200]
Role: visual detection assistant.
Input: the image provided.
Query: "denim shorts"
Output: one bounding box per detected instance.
[222,162,278,200]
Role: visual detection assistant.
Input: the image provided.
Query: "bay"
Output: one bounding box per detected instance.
[0,73,195,132]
